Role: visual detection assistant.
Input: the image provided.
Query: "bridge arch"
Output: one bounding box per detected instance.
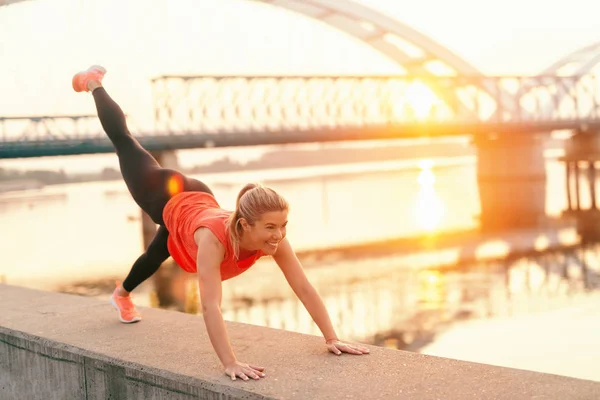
[515,41,600,122]
[249,0,481,76]
[540,41,600,76]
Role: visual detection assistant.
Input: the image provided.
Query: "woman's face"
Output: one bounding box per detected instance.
[241,210,288,255]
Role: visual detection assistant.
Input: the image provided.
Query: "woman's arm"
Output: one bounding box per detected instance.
[194,228,235,365]
[194,228,265,381]
[273,238,369,355]
[272,237,340,342]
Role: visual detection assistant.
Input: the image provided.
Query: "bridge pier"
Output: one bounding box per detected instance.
[141,150,184,309]
[474,134,547,233]
[560,129,600,241]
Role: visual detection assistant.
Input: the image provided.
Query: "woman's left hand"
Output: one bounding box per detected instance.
[326,339,370,356]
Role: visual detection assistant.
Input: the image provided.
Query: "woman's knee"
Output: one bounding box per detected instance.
[145,227,170,259]
[143,247,169,265]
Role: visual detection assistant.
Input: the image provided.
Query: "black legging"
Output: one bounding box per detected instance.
[92,87,213,292]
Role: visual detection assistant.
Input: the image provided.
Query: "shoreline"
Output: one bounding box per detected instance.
[0,137,566,191]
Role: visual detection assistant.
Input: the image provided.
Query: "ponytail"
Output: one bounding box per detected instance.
[227,183,260,259]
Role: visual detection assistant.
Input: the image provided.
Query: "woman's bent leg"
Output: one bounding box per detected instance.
[122,226,171,293]
[111,226,170,323]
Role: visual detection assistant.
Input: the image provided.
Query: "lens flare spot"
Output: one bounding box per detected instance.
[168,175,184,196]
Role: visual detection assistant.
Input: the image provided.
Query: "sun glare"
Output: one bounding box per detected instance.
[390,79,441,122]
[405,80,440,120]
[414,159,444,232]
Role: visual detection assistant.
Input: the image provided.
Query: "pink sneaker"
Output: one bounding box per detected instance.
[110,282,142,324]
[72,65,106,92]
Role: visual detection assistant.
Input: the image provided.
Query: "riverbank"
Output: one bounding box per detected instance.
[0,135,566,189]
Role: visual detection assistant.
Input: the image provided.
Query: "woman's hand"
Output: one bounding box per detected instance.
[326,339,370,356]
[224,361,266,381]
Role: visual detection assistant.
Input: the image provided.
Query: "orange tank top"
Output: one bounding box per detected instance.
[162,191,264,281]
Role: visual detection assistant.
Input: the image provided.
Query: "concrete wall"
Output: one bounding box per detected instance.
[1,284,599,400]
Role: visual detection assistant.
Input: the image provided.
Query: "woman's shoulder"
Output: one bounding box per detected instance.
[194,226,223,246]
[193,227,227,269]
[194,226,229,259]
[191,213,232,255]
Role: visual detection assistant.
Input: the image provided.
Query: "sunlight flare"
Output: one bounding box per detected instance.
[414,159,444,232]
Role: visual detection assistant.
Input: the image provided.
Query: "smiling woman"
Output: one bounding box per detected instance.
[71,64,370,382]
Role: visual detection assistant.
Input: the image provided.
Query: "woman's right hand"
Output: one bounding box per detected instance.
[224,361,266,381]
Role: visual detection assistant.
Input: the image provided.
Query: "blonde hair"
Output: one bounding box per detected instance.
[227,183,289,258]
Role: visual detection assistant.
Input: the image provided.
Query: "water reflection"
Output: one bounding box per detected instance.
[414,159,444,232]
[170,242,600,353]
[0,157,484,287]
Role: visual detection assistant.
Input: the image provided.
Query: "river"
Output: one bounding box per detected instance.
[2,148,599,382]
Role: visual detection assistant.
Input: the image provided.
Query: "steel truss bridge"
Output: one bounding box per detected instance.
[1,0,600,158]
[1,74,600,159]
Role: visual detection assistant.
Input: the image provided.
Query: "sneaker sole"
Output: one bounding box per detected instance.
[110,296,142,324]
[88,65,107,74]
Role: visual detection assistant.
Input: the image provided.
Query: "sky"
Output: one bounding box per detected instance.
[0,0,598,173]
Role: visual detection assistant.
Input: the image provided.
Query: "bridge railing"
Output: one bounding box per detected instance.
[0,114,139,158]
[0,115,104,142]
[151,74,600,134]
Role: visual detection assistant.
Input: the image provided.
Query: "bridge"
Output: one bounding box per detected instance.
[1,73,599,158]
[1,0,600,159]
[1,73,600,159]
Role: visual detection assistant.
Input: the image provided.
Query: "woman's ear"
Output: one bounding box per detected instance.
[239,218,250,231]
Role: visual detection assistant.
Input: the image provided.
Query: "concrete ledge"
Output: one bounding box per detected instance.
[1,284,599,400]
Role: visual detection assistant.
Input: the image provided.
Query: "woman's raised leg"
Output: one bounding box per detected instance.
[72,65,213,224]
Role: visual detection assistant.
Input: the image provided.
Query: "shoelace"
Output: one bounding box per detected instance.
[116,296,135,312]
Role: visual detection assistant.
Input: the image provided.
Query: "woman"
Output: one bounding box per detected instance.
[72,65,370,382]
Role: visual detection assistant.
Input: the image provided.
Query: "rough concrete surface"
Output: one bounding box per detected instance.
[1,284,600,399]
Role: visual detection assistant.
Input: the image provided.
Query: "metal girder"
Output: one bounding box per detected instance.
[151,74,600,135]
[5,121,600,159]
[0,0,25,5]
[0,115,103,142]
[3,73,600,158]
[539,42,600,113]
[515,42,600,122]
[541,41,600,76]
